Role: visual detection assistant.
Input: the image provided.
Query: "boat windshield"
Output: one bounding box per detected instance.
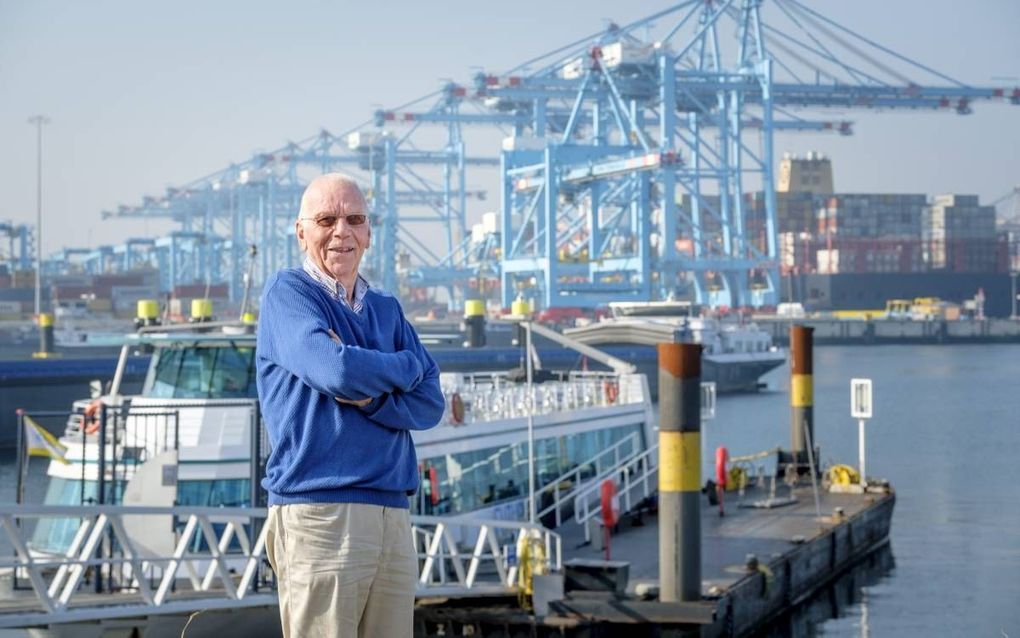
[144,343,257,398]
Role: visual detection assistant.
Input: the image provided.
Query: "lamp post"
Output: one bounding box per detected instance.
[1011,271,1017,320]
[28,115,50,319]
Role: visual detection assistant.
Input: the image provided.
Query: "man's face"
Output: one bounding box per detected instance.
[296,180,371,284]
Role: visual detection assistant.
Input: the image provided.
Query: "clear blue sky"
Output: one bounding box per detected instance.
[1,0,1018,255]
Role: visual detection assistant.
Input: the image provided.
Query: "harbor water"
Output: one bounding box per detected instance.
[2,344,1019,635]
[705,344,1020,636]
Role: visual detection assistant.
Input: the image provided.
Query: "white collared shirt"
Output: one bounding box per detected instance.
[302,257,370,313]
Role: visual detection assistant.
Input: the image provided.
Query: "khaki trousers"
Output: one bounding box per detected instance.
[265,503,418,638]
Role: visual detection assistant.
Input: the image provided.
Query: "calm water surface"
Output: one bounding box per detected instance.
[2,345,1018,635]
[710,344,1020,636]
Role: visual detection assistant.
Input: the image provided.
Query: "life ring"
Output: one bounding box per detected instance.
[83,399,103,435]
[450,392,465,425]
[603,380,619,404]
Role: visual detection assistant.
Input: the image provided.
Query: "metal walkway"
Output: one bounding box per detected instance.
[0,505,561,628]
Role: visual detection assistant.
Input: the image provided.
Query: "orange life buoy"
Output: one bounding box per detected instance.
[600,479,620,528]
[715,446,729,488]
[83,399,103,435]
[450,392,465,425]
[603,380,619,404]
[428,466,440,506]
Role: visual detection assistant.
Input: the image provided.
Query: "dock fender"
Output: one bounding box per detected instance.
[758,562,774,597]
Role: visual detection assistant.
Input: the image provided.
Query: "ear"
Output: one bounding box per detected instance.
[295,220,306,252]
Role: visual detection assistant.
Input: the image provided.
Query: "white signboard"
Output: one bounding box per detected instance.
[851,378,873,419]
[701,382,716,421]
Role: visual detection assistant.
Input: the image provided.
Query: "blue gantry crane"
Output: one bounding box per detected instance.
[0,222,32,273]
[43,0,1018,311]
[373,0,1017,308]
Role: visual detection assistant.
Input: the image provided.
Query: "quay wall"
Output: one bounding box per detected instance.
[712,492,895,637]
[760,318,1020,345]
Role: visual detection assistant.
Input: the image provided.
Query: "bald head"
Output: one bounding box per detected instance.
[299,173,366,222]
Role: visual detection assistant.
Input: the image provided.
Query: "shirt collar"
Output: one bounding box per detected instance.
[302,256,370,312]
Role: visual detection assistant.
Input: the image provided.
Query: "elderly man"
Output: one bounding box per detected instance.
[256,173,445,637]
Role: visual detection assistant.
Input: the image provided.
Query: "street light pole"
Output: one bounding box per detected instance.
[28,115,50,319]
[1011,271,1017,320]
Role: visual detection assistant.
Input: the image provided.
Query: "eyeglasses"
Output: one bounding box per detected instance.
[300,213,369,228]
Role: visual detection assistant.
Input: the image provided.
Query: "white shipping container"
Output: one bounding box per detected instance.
[560,56,586,79]
[817,249,840,274]
[347,131,384,151]
[600,41,657,68]
[471,223,486,244]
[482,212,499,234]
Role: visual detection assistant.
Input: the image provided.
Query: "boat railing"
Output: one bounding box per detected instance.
[439,370,642,425]
[15,400,268,517]
[0,505,561,627]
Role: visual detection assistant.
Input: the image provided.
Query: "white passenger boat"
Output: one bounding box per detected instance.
[27,321,658,555]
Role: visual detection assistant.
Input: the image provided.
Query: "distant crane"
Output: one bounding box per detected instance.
[0,221,31,273]
[41,0,1020,311]
[992,186,1020,228]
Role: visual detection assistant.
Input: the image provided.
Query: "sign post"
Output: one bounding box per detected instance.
[850,378,873,487]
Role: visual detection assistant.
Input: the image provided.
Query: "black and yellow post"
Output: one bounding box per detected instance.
[464,299,486,348]
[32,312,56,358]
[510,296,531,347]
[790,325,814,469]
[135,299,159,330]
[190,299,213,323]
[658,342,702,603]
[134,300,160,354]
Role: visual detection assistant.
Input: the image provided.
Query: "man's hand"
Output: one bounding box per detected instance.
[335,396,373,407]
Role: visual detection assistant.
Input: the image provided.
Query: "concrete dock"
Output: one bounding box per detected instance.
[415,483,895,637]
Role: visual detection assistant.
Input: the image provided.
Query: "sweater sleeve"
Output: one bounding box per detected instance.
[359,301,445,431]
[258,275,423,399]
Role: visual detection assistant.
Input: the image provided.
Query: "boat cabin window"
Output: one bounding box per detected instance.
[145,344,256,398]
[413,424,643,518]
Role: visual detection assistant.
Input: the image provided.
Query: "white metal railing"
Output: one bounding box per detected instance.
[534,432,643,527]
[439,370,641,426]
[0,504,271,625]
[0,505,561,628]
[412,515,561,594]
[529,382,712,530]
[573,444,659,543]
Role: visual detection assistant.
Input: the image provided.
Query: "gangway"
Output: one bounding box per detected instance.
[0,505,561,628]
[533,382,717,541]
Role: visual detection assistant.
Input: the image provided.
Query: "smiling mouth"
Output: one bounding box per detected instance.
[329,247,356,254]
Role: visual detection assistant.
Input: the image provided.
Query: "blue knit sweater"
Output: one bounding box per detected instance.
[256,269,444,507]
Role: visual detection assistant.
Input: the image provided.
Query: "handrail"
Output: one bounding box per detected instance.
[525,321,636,374]
[534,431,643,527]
[573,444,659,542]
[0,505,561,628]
